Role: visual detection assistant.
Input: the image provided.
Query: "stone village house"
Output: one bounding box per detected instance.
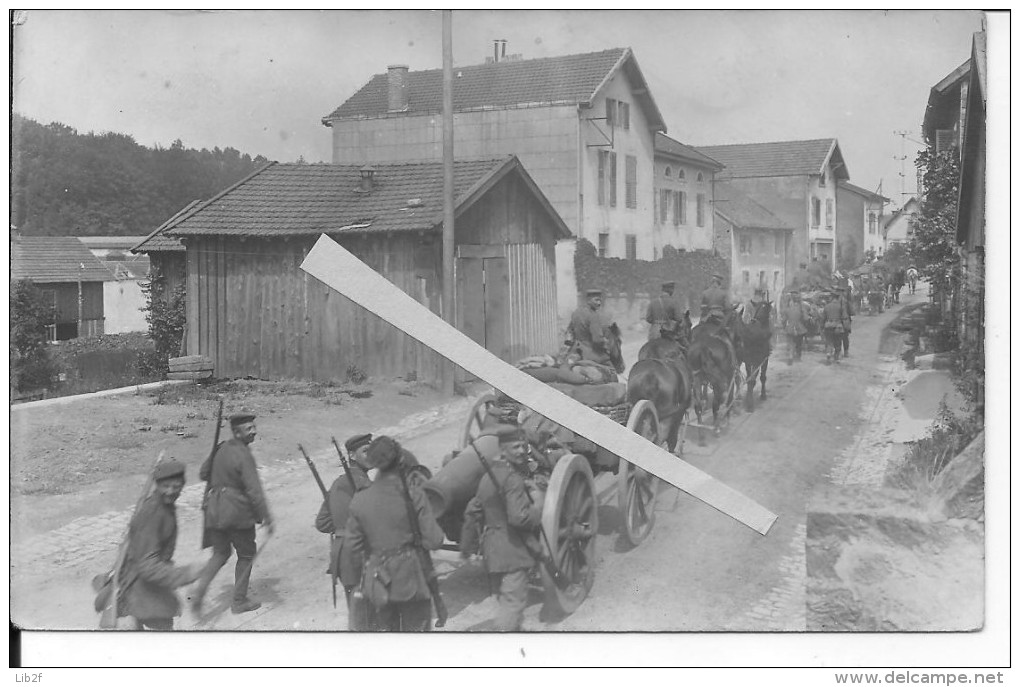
[321,46,680,321]
[836,181,889,267]
[698,139,849,276]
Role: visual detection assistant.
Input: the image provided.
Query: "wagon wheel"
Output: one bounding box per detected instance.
[616,400,662,547]
[540,453,597,616]
[460,392,498,449]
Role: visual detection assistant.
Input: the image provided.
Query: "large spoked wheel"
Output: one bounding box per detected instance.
[618,400,662,547]
[541,453,598,616]
[460,392,498,449]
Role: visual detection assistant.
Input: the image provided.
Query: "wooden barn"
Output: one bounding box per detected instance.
[158,156,569,384]
[10,235,113,340]
[132,200,198,301]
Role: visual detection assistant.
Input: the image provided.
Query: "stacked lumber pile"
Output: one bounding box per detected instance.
[167,355,214,380]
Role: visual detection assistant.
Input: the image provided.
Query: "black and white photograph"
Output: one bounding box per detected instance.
[8,9,1005,669]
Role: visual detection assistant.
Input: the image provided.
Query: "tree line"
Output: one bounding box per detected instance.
[10,114,270,236]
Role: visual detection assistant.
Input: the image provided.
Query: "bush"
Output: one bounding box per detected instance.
[887,401,982,493]
[141,266,186,374]
[10,280,58,392]
[50,332,161,395]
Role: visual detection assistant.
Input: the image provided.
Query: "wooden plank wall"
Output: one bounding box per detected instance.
[506,243,558,360]
[187,234,445,384]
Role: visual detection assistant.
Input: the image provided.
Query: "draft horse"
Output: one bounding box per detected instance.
[687,308,740,443]
[733,300,773,412]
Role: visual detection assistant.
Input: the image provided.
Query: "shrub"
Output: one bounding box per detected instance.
[10,280,58,392]
[141,264,186,375]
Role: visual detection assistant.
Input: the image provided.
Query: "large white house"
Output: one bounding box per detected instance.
[321,46,669,318]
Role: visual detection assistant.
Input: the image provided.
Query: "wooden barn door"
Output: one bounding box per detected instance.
[456,245,508,363]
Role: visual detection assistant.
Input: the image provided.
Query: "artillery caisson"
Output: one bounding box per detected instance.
[429,384,668,616]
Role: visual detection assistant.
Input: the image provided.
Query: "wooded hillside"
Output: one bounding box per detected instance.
[10,114,270,236]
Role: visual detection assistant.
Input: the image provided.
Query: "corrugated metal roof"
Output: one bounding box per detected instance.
[324,47,665,131]
[697,139,848,180]
[161,157,570,239]
[713,181,793,231]
[10,236,115,283]
[654,133,724,170]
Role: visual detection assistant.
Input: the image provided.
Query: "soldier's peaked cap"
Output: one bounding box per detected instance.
[661,280,676,289]
[229,411,256,426]
[481,424,527,444]
[365,435,401,471]
[585,288,603,296]
[712,273,724,280]
[153,458,186,482]
[345,433,373,453]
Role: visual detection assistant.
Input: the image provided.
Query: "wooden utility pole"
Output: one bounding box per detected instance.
[441,9,455,395]
[77,262,84,337]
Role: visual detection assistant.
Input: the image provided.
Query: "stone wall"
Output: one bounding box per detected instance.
[564,239,729,333]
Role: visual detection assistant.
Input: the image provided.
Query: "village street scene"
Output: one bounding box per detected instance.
[8,10,1000,666]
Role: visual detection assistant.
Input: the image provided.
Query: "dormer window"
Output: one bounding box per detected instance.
[664,166,672,178]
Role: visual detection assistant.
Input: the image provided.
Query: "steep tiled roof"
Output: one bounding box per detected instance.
[162,157,570,239]
[10,236,114,283]
[837,181,889,202]
[132,200,202,253]
[654,133,724,170]
[697,139,848,181]
[79,236,149,250]
[324,47,665,131]
[713,182,792,231]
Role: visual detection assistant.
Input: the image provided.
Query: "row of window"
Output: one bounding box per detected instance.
[663,166,705,183]
[597,151,639,209]
[596,232,638,260]
[738,233,783,256]
[655,189,706,227]
[868,212,877,234]
[811,197,835,229]
[742,270,782,293]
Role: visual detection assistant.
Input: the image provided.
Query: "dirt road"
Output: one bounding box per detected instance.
[11,291,923,632]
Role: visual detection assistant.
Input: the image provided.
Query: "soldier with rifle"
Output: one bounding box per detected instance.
[344,435,444,631]
[191,411,274,616]
[311,434,373,628]
[460,424,546,631]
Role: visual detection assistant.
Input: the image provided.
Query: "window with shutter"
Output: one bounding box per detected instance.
[812,198,821,227]
[609,152,617,207]
[696,193,705,227]
[678,191,687,224]
[625,234,637,260]
[673,192,681,226]
[826,199,834,229]
[620,102,630,130]
[660,189,669,223]
[598,233,609,258]
[597,151,606,206]
[935,129,957,152]
[606,98,616,128]
[625,155,637,209]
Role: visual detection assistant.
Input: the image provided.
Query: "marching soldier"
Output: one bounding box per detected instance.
[345,436,444,632]
[700,274,730,324]
[116,459,204,630]
[781,290,809,364]
[646,281,681,341]
[315,433,374,627]
[460,424,544,632]
[568,288,610,364]
[838,285,855,358]
[192,411,273,616]
[820,291,846,364]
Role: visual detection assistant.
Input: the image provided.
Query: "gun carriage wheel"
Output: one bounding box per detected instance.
[617,400,662,547]
[540,453,597,615]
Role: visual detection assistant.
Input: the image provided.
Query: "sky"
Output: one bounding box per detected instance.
[12,9,985,209]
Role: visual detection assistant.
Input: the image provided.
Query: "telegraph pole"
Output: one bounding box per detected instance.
[441,10,455,396]
[893,130,910,204]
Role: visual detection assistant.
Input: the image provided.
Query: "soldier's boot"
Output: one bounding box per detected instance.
[231,556,260,614]
[231,598,262,614]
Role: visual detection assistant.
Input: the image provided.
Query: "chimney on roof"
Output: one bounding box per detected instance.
[387,65,409,112]
[492,39,507,63]
[358,165,376,193]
